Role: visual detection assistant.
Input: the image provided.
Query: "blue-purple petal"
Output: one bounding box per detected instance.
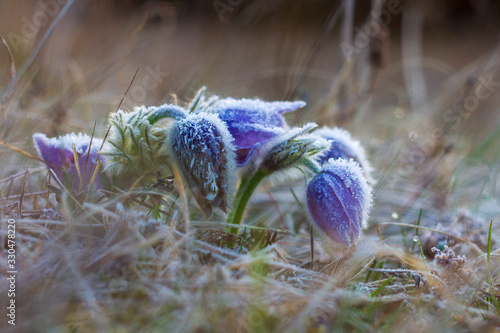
[210,97,305,166]
[213,98,305,128]
[33,133,104,192]
[224,122,281,148]
[33,133,70,178]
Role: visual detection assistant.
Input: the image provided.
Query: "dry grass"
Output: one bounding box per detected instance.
[2,1,500,332]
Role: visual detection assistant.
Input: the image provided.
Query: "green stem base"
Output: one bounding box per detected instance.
[227,168,269,234]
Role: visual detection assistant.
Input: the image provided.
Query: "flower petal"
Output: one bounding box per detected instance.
[213,98,305,128]
[208,97,306,166]
[33,132,105,192]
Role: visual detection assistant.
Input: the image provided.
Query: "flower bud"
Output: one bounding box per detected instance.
[167,113,236,216]
[33,132,104,192]
[260,123,320,172]
[100,106,168,180]
[306,159,372,246]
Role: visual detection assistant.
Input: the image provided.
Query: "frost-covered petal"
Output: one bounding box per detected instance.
[226,122,285,165]
[306,159,372,246]
[33,133,70,179]
[33,132,105,192]
[225,122,285,149]
[235,146,258,167]
[68,148,104,190]
[212,98,306,128]
[315,127,374,182]
[167,113,236,215]
[207,97,306,166]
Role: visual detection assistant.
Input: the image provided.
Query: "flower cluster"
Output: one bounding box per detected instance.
[32,87,375,247]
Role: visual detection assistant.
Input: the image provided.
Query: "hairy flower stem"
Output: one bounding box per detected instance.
[147,105,187,125]
[227,168,269,234]
[226,175,250,226]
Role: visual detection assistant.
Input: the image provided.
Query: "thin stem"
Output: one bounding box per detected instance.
[227,169,269,234]
[171,163,189,232]
[226,175,250,225]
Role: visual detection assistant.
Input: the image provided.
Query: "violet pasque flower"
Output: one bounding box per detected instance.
[315,127,374,182]
[306,159,372,246]
[33,133,104,192]
[167,113,236,216]
[207,97,306,166]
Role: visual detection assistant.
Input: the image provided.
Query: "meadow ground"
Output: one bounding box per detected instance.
[2,1,500,332]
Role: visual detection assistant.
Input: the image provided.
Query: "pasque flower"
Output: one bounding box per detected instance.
[206,97,306,166]
[306,159,372,246]
[315,127,373,182]
[33,132,104,192]
[106,100,237,215]
[167,113,236,216]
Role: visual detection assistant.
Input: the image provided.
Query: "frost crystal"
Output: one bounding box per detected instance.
[167,113,236,216]
[33,132,104,192]
[205,97,306,166]
[315,127,374,182]
[306,159,372,246]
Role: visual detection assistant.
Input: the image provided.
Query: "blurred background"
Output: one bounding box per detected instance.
[1,0,499,127]
[1,0,500,228]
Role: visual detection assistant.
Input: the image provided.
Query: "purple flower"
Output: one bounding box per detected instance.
[208,98,306,166]
[168,113,236,216]
[314,127,373,182]
[33,133,105,192]
[306,159,372,246]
